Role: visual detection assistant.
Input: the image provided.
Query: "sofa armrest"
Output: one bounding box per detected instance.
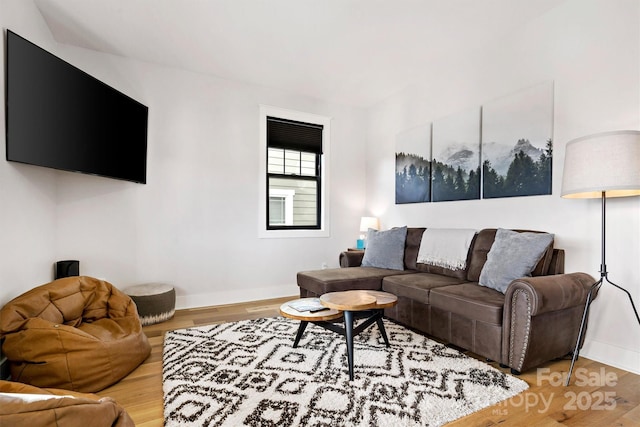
[502,272,596,373]
[506,272,595,316]
[339,251,365,268]
[547,249,565,275]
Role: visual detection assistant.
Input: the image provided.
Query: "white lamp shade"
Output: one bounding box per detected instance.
[561,130,640,199]
[359,217,380,232]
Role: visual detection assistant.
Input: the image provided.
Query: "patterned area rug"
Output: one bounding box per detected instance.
[163,317,528,426]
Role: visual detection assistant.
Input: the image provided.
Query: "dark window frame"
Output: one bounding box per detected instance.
[266,117,323,231]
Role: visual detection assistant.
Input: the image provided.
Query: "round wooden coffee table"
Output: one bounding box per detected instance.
[280,290,398,381]
[279,298,342,321]
[320,290,398,310]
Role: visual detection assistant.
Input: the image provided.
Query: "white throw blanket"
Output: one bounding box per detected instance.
[417,228,477,270]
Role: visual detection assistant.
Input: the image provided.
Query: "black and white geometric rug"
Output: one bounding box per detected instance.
[163,317,528,426]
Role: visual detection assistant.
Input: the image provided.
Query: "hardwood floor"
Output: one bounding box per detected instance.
[97,296,640,426]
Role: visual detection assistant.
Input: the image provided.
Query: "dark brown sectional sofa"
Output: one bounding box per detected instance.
[297,227,596,374]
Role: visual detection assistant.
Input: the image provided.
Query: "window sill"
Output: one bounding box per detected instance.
[258,228,330,239]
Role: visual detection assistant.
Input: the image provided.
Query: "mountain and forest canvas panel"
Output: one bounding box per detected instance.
[431,107,481,202]
[482,82,553,199]
[396,124,431,204]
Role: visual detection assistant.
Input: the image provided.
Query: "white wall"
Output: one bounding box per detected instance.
[0,0,59,304]
[50,44,368,308]
[366,0,640,373]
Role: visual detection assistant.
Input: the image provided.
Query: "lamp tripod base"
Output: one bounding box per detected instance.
[565,274,640,386]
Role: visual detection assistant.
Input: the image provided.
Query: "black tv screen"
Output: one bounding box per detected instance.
[5,30,148,184]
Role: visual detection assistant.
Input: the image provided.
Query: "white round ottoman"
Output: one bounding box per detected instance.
[125,283,175,326]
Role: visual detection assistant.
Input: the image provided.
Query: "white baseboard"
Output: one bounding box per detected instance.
[176,285,297,311]
[581,338,640,375]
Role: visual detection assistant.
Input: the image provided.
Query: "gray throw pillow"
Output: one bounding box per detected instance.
[479,229,554,293]
[361,226,408,270]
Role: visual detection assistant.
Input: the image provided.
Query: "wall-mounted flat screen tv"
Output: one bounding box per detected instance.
[5,30,148,184]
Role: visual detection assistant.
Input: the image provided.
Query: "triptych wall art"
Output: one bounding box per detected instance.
[395,81,553,204]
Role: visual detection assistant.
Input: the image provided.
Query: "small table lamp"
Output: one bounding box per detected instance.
[358,217,380,249]
[561,130,640,385]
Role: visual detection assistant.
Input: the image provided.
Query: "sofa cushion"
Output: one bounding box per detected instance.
[430,283,505,325]
[531,239,554,277]
[382,273,468,305]
[361,226,408,270]
[404,227,426,270]
[479,229,554,293]
[466,229,554,282]
[297,267,415,295]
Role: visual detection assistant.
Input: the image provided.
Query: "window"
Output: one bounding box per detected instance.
[259,106,331,238]
[266,116,322,230]
[268,188,294,225]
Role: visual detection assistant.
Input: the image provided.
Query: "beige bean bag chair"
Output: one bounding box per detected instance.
[0,276,151,392]
[0,380,134,427]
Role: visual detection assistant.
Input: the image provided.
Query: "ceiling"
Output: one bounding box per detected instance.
[34,0,566,107]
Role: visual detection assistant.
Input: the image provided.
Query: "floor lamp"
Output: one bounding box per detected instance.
[561,130,640,386]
